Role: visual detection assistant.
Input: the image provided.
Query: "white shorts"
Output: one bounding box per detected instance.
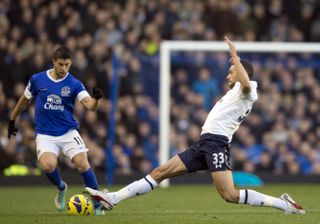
[36,129,89,160]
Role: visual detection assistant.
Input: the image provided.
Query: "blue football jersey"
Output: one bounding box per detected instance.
[24,70,89,136]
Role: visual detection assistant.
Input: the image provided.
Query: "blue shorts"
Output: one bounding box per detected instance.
[178,133,232,172]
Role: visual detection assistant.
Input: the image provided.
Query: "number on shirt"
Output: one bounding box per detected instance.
[237,109,250,122]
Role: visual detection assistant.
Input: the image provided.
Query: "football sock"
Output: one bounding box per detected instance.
[239,189,287,211]
[45,168,65,191]
[81,168,100,209]
[108,175,159,204]
[80,168,98,190]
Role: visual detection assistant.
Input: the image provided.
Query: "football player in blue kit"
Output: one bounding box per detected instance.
[8,46,105,215]
[85,37,305,214]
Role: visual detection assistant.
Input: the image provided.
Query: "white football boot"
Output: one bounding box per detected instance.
[280,193,305,214]
[84,187,115,211]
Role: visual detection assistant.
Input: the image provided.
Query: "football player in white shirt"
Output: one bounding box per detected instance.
[85,37,305,214]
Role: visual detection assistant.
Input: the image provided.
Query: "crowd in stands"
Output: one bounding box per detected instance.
[0,0,320,176]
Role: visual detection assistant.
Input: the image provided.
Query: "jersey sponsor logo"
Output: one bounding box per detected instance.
[61,86,71,97]
[44,94,64,111]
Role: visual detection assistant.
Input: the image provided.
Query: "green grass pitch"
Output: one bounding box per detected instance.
[0,184,319,224]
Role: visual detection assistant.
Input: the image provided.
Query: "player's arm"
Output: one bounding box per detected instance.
[8,95,32,138]
[225,36,251,94]
[80,96,100,111]
[80,88,103,111]
[10,95,31,120]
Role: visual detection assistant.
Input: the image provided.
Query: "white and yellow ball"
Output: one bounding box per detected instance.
[67,194,93,215]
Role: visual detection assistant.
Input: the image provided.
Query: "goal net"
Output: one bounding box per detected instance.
[159,41,320,187]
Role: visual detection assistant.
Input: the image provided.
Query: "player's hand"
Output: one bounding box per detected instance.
[8,119,18,139]
[224,36,240,62]
[92,88,103,100]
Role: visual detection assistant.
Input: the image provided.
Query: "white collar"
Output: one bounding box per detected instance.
[46,69,69,83]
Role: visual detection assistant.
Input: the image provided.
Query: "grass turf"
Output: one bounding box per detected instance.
[0,184,319,224]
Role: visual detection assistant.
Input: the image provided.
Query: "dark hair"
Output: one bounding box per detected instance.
[53,46,72,60]
[240,60,254,79]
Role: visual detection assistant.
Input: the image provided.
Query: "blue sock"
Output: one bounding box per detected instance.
[81,168,100,209]
[45,168,65,191]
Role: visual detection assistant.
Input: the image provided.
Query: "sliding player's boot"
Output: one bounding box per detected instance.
[84,187,114,211]
[280,193,305,214]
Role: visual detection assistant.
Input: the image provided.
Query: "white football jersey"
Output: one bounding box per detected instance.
[201,81,258,142]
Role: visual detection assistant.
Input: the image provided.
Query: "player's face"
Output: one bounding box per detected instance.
[53,58,72,78]
[226,65,236,88]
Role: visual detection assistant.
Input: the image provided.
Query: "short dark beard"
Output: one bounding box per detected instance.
[54,68,66,79]
[229,82,235,88]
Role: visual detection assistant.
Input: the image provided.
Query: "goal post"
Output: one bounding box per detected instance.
[159,41,320,188]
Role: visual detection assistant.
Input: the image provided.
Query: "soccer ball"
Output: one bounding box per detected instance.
[67,194,93,215]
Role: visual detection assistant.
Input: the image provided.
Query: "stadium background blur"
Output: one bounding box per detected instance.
[0,0,320,181]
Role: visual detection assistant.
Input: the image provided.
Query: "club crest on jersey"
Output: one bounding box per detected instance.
[44,94,64,111]
[61,86,71,97]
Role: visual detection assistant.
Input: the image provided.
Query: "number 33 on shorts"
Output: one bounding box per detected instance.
[212,152,225,169]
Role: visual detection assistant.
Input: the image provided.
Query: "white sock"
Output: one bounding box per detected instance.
[239,189,287,211]
[108,175,158,204]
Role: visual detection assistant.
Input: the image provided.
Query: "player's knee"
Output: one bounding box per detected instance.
[40,161,57,172]
[74,162,90,173]
[72,154,90,173]
[150,166,166,183]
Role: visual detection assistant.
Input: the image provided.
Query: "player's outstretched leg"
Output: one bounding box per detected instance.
[212,171,305,214]
[85,155,188,211]
[238,189,305,214]
[85,174,159,211]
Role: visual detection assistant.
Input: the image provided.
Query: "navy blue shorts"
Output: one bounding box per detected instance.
[178,133,232,172]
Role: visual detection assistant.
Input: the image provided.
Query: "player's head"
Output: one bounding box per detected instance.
[226,60,254,88]
[52,46,73,78]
